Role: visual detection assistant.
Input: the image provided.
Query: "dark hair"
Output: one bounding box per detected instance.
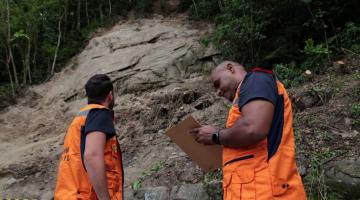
[85,74,113,104]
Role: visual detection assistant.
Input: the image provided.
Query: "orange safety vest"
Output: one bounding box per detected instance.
[54,104,123,200]
[223,70,307,200]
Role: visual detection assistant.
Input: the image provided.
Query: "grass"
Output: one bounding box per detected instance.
[351,103,360,118]
[304,149,341,200]
[202,170,222,200]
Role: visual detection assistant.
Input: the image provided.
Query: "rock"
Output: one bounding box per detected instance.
[344,117,352,127]
[144,186,170,200]
[331,130,359,138]
[293,93,320,110]
[5,177,17,186]
[170,183,209,200]
[194,99,213,110]
[298,165,307,176]
[182,91,201,104]
[325,157,360,199]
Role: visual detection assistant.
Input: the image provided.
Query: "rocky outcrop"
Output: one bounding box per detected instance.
[325,157,360,199]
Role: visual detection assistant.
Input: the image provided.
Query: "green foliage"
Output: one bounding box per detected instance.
[132,0,154,18]
[0,0,157,91]
[274,64,304,88]
[341,22,360,54]
[188,0,360,73]
[301,39,330,72]
[351,103,360,118]
[0,84,13,96]
[189,0,220,20]
[177,0,193,13]
[305,149,340,200]
[210,0,269,65]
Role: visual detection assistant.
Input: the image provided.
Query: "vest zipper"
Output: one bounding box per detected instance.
[224,154,254,166]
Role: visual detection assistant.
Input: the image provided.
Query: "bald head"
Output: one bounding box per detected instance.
[211,61,247,101]
[213,61,245,74]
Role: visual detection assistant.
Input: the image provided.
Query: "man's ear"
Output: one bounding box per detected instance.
[226,63,235,73]
[108,91,113,101]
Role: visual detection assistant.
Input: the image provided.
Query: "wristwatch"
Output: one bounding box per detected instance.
[212,130,221,145]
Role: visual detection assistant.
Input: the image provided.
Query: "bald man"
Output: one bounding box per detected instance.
[190,61,307,199]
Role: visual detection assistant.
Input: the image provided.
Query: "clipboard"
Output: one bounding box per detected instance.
[165,115,222,172]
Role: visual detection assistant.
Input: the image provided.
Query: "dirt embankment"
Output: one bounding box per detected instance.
[0,16,223,199]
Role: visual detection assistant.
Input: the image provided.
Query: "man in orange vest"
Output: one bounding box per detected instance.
[190,61,307,199]
[54,74,123,200]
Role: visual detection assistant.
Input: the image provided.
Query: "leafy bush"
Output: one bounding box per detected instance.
[188,0,360,72]
[274,64,304,88]
[188,0,220,20]
[301,39,330,73]
[132,0,154,17]
[341,22,360,54]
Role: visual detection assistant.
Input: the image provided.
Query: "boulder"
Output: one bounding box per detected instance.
[325,157,360,199]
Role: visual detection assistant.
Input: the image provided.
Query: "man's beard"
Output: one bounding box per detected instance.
[109,98,115,110]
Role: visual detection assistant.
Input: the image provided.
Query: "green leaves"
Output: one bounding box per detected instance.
[131,160,166,191]
[303,39,330,55]
[13,30,29,40]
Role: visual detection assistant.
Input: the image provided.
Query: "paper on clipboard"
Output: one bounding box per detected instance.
[165,115,222,172]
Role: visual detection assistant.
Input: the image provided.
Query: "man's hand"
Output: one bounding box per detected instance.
[189,125,218,145]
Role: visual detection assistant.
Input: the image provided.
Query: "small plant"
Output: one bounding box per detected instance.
[203,170,222,200]
[309,83,332,105]
[304,148,338,200]
[131,160,166,190]
[301,39,331,73]
[274,63,304,88]
[351,103,360,118]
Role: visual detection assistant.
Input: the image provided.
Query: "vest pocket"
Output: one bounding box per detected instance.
[271,176,290,196]
[223,168,256,199]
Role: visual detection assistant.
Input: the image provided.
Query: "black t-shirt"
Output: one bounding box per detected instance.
[238,72,278,110]
[84,109,116,140]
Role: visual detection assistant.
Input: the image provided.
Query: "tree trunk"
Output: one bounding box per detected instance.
[15,44,27,85]
[77,0,81,30]
[191,0,199,17]
[85,0,89,25]
[32,29,38,75]
[108,0,112,17]
[2,56,15,95]
[99,3,104,22]
[218,0,223,10]
[26,29,32,83]
[6,0,19,87]
[63,0,68,40]
[51,14,63,76]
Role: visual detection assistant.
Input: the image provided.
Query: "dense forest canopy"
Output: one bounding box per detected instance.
[0,0,359,95]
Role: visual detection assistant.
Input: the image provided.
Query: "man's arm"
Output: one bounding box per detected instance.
[189,99,274,148]
[220,99,274,148]
[84,131,110,200]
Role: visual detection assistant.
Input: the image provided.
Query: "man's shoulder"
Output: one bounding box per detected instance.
[242,72,277,90]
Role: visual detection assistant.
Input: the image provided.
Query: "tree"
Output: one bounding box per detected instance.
[51,12,64,75]
[5,0,19,87]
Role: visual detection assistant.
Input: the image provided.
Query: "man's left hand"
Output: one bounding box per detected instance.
[189,125,218,145]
